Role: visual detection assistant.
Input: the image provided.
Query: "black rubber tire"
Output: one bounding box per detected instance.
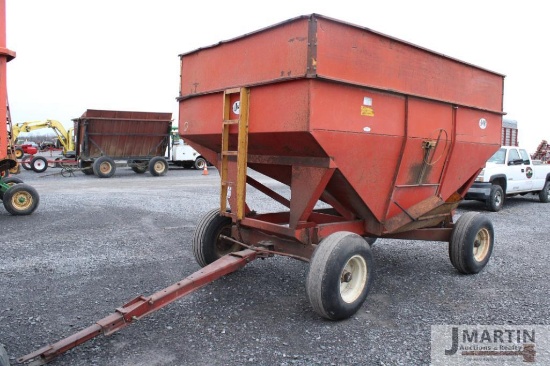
[2,183,40,216]
[306,231,374,320]
[31,156,48,173]
[0,343,10,366]
[148,157,168,176]
[93,156,116,178]
[20,155,32,170]
[15,147,24,159]
[539,181,550,203]
[0,177,24,200]
[192,209,240,267]
[194,157,207,170]
[449,212,494,274]
[130,160,148,174]
[78,160,94,175]
[486,184,504,212]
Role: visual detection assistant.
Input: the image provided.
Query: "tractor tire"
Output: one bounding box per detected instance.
[15,147,24,159]
[148,157,168,176]
[31,156,48,173]
[93,156,116,178]
[0,177,24,200]
[539,181,550,203]
[449,212,493,274]
[2,183,40,216]
[192,209,240,267]
[486,184,504,212]
[306,231,374,320]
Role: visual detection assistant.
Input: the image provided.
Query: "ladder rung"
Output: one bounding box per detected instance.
[224,87,241,95]
[222,151,238,156]
[223,119,239,125]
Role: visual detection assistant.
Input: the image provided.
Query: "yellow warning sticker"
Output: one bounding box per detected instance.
[361,106,374,117]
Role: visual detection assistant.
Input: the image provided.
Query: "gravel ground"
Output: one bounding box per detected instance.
[1,165,549,366]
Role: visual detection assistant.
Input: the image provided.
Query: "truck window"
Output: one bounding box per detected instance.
[488,148,506,164]
[507,149,521,165]
[519,149,531,164]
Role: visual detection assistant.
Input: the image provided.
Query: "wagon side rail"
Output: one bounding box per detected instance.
[18,249,258,366]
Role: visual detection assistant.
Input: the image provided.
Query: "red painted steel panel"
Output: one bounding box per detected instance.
[73,109,172,160]
[178,14,504,232]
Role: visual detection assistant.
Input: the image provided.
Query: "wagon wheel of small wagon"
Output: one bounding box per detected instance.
[0,343,10,366]
[539,181,550,203]
[93,156,116,178]
[20,155,32,171]
[2,183,40,216]
[192,209,241,267]
[31,156,48,173]
[449,212,493,274]
[148,157,168,176]
[306,232,374,320]
[0,177,24,200]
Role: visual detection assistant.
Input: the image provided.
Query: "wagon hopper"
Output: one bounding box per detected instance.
[19,14,505,365]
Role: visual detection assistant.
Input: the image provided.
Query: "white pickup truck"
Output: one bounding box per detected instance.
[465,146,550,211]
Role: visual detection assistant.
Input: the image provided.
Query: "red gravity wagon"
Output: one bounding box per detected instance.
[20,14,504,365]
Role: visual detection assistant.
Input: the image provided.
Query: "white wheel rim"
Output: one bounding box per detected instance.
[473,228,490,262]
[340,255,368,304]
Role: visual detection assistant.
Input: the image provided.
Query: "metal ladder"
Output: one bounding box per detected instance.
[220,87,250,220]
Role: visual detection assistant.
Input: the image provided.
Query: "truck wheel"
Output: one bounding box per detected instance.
[192,209,240,267]
[148,157,168,176]
[306,232,373,320]
[2,183,40,215]
[486,184,504,212]
[0,177,24,200]
[449,212,493,274]
[539,181,550,203]
[15,147,24,159]
[20,155,32,170]
[93,156,116,178]
[31,156,48,173]
[0,343,10,366]
[194,157,207,170]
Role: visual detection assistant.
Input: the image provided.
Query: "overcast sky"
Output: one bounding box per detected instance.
[5,0,548,153]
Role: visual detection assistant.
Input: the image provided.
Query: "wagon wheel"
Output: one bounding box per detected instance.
[93,156,116,178]
[0,177,24,200]
[19,155,32,171]
[192,209,241,267]
[306,231,374,320]
[2,183,40,216]
[148,157,168,176]
[31,156,48,173]
[449,212,493,274]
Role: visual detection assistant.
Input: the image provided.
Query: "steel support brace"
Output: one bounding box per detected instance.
[18,249,258,366]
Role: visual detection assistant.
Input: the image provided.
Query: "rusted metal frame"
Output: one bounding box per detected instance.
[221,234,314,262]
[319,191,356,221]
[18,249,258,366]
[381,227,453,242]
[86,132,168,137]
[246,175,290,208]
[314,220,367,243]
[76,117,172,123]
[306,13,318,77]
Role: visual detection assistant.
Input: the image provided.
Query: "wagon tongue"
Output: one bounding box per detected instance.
[18,249,258,365]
